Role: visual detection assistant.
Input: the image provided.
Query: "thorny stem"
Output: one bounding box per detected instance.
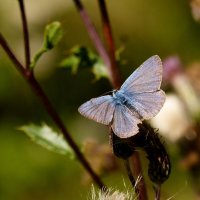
[72,0,116,88]
[0,33,106,190]
[97,0,122,89]
[18,0,31,69]
[97,1,148,199]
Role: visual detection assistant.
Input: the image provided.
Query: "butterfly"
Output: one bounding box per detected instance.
[78,55,166,138]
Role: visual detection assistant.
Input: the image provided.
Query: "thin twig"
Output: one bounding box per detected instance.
[0,33,26,75]
[72,0,117,87]
[0,33,106,190]
[97,0,121,88]
[18,0,31,69]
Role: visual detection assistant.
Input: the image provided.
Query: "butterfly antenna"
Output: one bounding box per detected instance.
[101,89,117,96]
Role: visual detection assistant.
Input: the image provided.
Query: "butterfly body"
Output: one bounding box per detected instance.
[113,90,141,118]
[78,55,165,138]
[113,90,128,104]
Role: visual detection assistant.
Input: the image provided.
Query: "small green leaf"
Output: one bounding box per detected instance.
[92,62,109,80]
[30,21,63,69]
[60,46,98,74]
[60,45,109,79]
[19,123,74,157]
[60,56,80,74]
[44,21,63,50]
[115,45,127,66]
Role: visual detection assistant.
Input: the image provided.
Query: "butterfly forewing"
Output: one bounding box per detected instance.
[78,95,115,125]
[112,104,142,138]
[121,55,162,94]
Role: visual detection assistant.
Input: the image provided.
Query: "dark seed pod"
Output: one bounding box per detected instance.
[138,123,171,184]
[111,122,171,184]
[148,153,171,184]
[111,131,135,159]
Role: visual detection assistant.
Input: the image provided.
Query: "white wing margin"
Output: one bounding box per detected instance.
[121,55,162,94]
[78,95,115,125]
[111,104,142,138]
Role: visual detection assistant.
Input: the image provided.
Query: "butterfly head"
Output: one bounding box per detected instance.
[112,89,118,97]
[112,90,128,105]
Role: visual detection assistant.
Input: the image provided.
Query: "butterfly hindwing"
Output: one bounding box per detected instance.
[111,104,142,138]
[78,95,115,125]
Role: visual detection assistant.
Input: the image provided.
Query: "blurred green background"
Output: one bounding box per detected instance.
[1,0,200,199]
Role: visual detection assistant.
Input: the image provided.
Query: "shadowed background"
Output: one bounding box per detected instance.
[0,0,200,199]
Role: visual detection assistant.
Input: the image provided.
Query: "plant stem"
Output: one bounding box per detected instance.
[0,32,106,190]
[72,0,117,87]
[29,75,106,189]
[97,0,121,89]
[0,33,26,75]
[18,0,31,69]
[97,1,148,199]
[154,185,161,200]
[72,1,148,198]
[130,155,148,200]
[124,159,136,190]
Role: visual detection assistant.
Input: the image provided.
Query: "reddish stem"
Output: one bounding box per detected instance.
[130,155,148,200]
[97,1,148,199]
[0,32,106,190]
[72,0,118,87]
[18,0,31,69]
[97,0,122,89]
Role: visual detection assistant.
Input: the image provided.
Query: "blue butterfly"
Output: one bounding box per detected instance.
[78,55,165,138]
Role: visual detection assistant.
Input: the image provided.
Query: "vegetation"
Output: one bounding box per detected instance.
[1,0,200,199]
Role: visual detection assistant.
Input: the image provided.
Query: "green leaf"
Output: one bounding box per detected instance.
[30,21,63,69]
[115,45,127,66]
[60,46,97,72]
[44,21,63,50]
[19,123,74,157]
[92,62,109,80]
[60,55,80,74]
[60,45,109,79]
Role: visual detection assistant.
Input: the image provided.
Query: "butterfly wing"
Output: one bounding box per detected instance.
[120,55,162,94]
[128,90,166,120]
[111,104,142,138]
[78,95,115,125]
[120,55,165,120]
